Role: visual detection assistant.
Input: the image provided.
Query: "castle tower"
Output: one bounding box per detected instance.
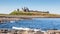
[22,7,29,12]
[17,9,19,12]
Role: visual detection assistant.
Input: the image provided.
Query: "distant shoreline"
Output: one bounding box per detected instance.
[0,15,60,18]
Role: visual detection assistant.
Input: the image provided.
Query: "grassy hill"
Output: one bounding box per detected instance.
[9,10,60,17]
[0,10,60,18]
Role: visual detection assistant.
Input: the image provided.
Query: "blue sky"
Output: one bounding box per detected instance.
[0,0,60,14]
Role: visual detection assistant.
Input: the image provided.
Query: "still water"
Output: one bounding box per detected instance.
[0,18,60,30]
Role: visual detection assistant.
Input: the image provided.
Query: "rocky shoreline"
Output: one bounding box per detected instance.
[0,28,60,34]
[0,15,60,23]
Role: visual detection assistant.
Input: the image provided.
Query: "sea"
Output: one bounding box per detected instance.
[0,18,60,31]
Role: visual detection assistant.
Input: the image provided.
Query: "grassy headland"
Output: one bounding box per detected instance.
[9,9,60,18]
[0,9,60,18]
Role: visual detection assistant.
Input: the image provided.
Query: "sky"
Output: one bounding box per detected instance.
[0,0,60,14]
